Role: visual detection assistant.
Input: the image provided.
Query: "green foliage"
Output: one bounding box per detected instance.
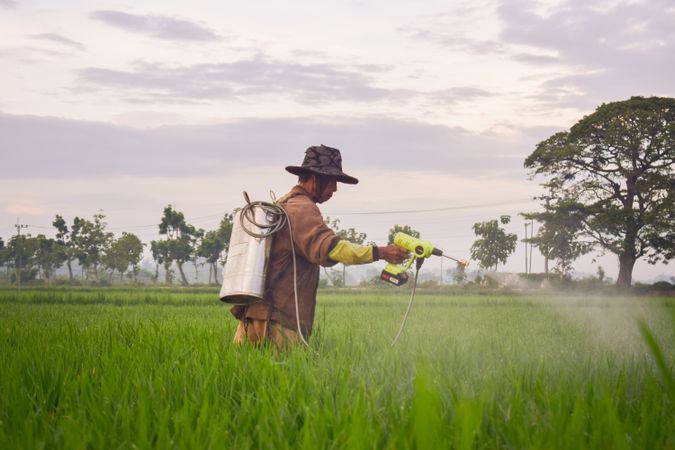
[9,267,38,283]
[525,96,675,287]
[0,289,672,449]
[72,213,113,281]
[325,217,367,286]
[523,199,592,277]
[5,234,40,283]
[153,205,200,285]
[52,215,80,280]
[325,216,367,245]
[150,240,173,284]
[470,216,518,271]
[34,234,66,281]
[103,233,144,281]
[197,213,233,284]
[25,208,240,286]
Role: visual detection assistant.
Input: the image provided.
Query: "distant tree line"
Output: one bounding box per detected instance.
[0,207,233,286]
[149,205,232,285]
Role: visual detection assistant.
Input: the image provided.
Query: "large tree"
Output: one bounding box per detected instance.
[470,216,517,271]
[525,97,675,286]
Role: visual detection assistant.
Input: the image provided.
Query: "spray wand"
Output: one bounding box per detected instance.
[381,232,468,286]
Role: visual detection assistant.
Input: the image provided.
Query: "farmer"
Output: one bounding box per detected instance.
[231,145,408,348]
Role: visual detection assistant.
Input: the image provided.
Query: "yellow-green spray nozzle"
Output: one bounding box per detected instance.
[381,232,468,286]
[392,232,442,258]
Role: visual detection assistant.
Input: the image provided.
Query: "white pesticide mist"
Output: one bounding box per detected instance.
[546,294,670,360]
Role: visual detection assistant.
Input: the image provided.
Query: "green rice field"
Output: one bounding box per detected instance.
[0,287,673,449]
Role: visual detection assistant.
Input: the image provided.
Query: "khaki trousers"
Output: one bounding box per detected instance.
[233,319,302,350]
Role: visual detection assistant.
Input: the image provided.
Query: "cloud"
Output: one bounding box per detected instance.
[89,10,221,41]
[77,56,494,107]
[77,56,400,104]
[0,46,68,63]
[28,33,85,51]
[399,4,509,56]
[404,0,675,109]
[424,87,495,106]
[0,0,17,9]
[497,0,675,107]
[0,113,547,182]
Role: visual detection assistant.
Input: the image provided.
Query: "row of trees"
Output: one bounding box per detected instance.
[150,205,233,285]
[0,205,517,287]
[1,189,668,288]
[0,200,665,288]
[0,208,233,285]
[0,214,144,284]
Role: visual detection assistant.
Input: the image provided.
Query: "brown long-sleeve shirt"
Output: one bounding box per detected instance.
[231,185,340,336]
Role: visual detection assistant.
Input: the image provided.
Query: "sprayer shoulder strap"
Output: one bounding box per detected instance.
[276,190,310,206]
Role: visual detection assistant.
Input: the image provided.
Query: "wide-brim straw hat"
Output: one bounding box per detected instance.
[285,145,359,184]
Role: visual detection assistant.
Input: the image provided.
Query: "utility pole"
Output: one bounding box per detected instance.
[529,220,534,274]
[14,218,28,289]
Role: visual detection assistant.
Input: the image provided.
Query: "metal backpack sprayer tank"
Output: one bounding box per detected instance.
[219,192,286,305]
[382,232,469,345]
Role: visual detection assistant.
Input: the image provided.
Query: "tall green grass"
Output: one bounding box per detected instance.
[0,289,673,449]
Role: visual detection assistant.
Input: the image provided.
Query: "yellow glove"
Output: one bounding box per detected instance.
[328,240,374,265]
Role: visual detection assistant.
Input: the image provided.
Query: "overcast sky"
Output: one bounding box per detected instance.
[1,0,673,281]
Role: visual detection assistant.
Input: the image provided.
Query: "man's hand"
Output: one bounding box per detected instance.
[378,245,409,264]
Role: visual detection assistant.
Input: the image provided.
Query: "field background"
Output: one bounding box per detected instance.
[0,288,673,449]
